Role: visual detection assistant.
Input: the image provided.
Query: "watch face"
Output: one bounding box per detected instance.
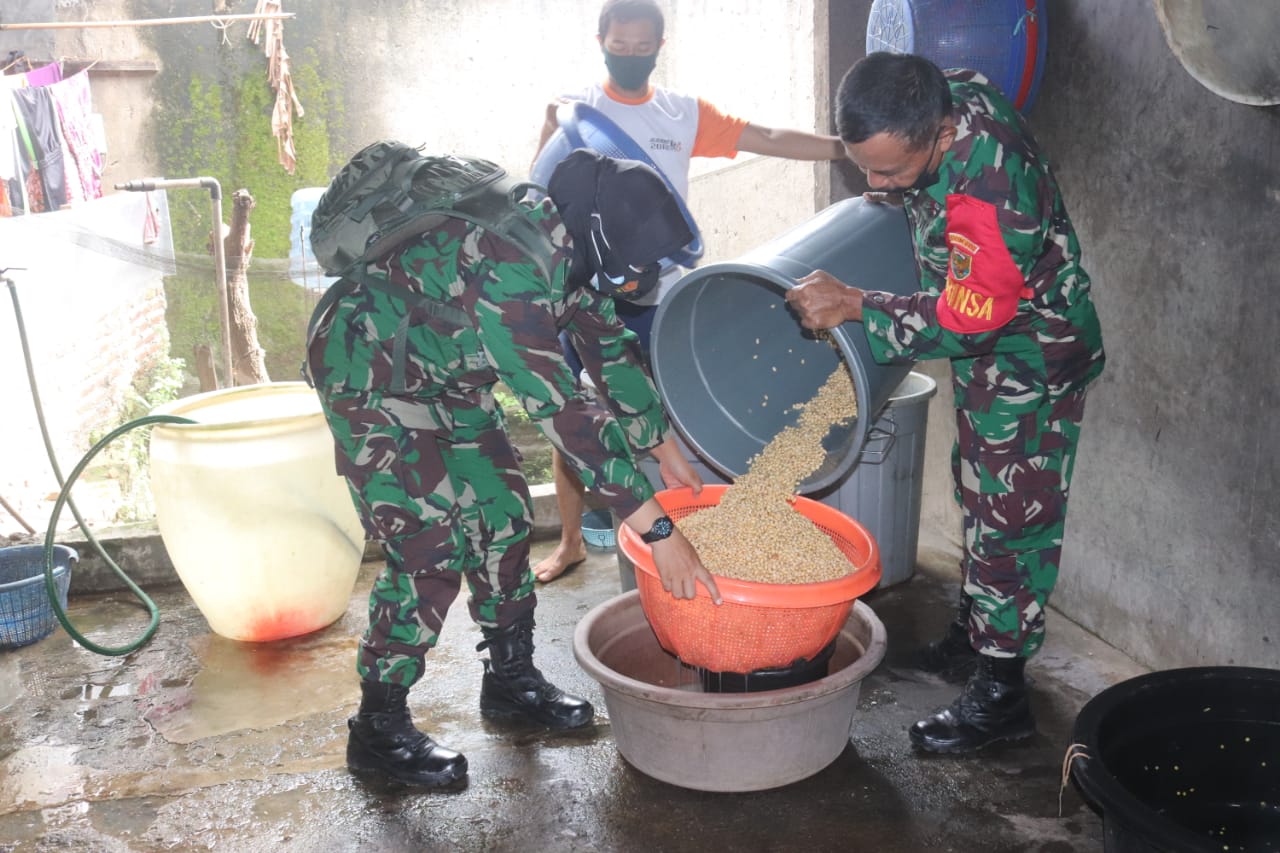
[643,516,674,543]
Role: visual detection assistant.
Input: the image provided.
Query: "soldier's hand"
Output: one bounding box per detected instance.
[651,529,721,604]
[863,191,905,207]
[652,437,705,495]
[786,270,866,328]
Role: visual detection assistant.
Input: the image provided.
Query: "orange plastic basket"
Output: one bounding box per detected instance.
[618,485,882,673]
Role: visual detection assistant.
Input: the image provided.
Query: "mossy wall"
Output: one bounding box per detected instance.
[138,0,342,385]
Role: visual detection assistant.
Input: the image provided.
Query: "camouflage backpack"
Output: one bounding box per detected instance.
[307,141,556,332]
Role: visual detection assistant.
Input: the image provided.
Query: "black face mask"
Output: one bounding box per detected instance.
[906,128,945,191]
[603,50,657,91]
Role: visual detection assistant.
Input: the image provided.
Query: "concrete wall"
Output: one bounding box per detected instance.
[1031,1,1280,670]
[0,195,173,535]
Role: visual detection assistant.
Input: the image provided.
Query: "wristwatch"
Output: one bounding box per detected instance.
[640,515,675,544]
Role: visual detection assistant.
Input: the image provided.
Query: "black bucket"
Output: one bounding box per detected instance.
[697,639,837,694]
[1070,666,1280,852]
[650,197,920,493]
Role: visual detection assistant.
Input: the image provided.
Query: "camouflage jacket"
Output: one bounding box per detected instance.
[860,70,1105,404]
[310,196,668,517]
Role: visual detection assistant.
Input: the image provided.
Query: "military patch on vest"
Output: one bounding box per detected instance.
[948,232,979,281]
[936,195,1024,335]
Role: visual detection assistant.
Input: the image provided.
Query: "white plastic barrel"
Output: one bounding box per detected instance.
[148,382,365,642]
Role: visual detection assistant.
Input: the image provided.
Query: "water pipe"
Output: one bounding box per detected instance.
[115,177,234,386]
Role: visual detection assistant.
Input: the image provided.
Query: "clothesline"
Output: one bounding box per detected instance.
[0,13,294,32]
[4,56,104,71]
[2,58,104,75]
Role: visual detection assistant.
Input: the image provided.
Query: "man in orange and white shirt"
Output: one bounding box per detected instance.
[531,0,844,582]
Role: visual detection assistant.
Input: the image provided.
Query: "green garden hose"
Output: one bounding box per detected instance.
[5,270,195,656]
[41,414,195,655]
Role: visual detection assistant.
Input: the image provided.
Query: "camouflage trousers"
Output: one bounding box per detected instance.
[953,386,1089,659]
[313,387,538,687]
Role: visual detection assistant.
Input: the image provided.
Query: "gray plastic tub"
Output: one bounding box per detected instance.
[650,196,919,493]
[811,370,938,587]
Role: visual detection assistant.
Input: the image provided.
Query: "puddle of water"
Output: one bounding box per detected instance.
[87,794,165,846]
[75,681,136,699]
[0,743,87,811]
[0,652,22,710]
[64,594,160,639]
[144,630,360,744]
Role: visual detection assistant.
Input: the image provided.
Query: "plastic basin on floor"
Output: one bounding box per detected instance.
[574,590,887,792]
[1070,665,1280,852]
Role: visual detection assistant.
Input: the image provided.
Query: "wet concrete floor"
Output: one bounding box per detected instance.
[0,539,1145,852]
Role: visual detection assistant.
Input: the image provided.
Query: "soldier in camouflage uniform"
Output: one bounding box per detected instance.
[307,150,721,787]
[785,52,1104,754]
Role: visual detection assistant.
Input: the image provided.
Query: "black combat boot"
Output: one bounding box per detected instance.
[908,654,1036,754]
[912,590,979,681]
[347,680,468,787]
[477,613,594,730]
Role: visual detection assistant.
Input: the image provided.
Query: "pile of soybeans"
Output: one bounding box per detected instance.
[677,363,858,584]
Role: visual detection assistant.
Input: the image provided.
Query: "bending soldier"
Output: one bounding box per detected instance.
[307,149,720,788]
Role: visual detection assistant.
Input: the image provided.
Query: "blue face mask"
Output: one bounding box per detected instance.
[603,49,657,91]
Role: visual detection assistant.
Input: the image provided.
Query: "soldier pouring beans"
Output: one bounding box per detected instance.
[785,52,1105,755]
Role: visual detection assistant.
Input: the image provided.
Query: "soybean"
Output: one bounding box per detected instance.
[679,363,857,584]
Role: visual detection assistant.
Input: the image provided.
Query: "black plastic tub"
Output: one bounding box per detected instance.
[1070,666,1280,852]
[697,639,837,694]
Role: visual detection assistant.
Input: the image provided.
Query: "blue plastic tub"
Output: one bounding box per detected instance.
[530,126,575,189]
[529,101,704,269]
[581,509,616,550]
[0,544,76,648]
[866,0,1048,112]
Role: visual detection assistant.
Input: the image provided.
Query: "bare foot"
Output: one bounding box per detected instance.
[534,541,588,583]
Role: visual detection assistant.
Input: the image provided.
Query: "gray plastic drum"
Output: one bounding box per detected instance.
[650,196,920,493]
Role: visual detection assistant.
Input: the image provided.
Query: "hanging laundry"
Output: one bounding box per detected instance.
[3,63,105,215]
[12,85,68,212]
[48,72,99,203]
[143,191,160,244]
[1,80,20,214]
[10,100,45,215]
[23,61,63,88]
